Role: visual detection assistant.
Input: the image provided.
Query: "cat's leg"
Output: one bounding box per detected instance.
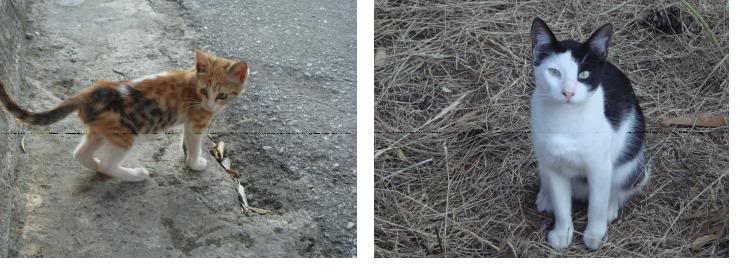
[607,193,620,223]
[180,129,187,155]
[73,130,104,171]
[535,176,552,213]
[541,166,574,250]
[183,122,207,171]
[97,142,149,182]
[583,163,613,250]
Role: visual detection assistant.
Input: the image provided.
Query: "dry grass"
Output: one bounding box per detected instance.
[374,0,728,257]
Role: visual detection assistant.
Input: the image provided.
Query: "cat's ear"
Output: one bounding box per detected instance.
[195,49,210,74]
[531,18,557,58]
[226,62,249,84]
[585,23,613,59]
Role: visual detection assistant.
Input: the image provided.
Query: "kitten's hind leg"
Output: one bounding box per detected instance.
[73,130,104,171]
[98,143,149,182]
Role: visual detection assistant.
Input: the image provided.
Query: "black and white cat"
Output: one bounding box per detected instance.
[529,18,651,250]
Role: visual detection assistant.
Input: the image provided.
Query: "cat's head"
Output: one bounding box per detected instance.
[194,49,249,113]
[530,18,613,105]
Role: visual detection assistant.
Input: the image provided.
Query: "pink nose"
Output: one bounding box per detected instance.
[561,90,575,101]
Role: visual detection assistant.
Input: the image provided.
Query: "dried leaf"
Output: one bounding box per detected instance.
[216,141,225,160]
[209,143,218,158]
[375,49,387,67]
[221,158,231,170]
[226,168,240,178]
[691,234,717,251]
[236,182,247,206]
[246,206,270,215]
[662,113,727,128]
[20,135,26,153]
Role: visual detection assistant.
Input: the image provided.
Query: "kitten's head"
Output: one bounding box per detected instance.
[194,49,249,113]
[530,18,613,105]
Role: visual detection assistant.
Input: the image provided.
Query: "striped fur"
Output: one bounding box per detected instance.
[0,81,83,126]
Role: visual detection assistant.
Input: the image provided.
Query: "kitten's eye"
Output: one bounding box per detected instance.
[199,88,207,95]
[547,68,561,78]
[578,70,590,79]
[216,93,228,100]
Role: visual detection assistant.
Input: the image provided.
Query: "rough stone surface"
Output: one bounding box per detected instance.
[0,0,30,258]
[181,0,358,257]
[5,0,353,257]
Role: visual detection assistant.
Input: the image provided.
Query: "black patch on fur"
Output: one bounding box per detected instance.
[84,86,125,122]
[119,86,176,133]
[85,86,138,134]
[84,85,167,135]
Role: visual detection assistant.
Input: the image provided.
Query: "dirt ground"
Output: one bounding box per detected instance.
[374,0,728,257]
[178,0,358,257]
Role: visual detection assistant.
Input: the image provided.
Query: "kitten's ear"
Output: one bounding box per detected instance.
[195,49,210,74]
[531,18,557,58]
[226,62,249,84]
[585,23,613,59]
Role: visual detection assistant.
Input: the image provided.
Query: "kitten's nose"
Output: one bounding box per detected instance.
[561,90,575,102]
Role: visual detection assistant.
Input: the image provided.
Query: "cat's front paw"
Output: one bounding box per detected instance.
[123,167,149,182]
[583,227,607,250]
[547,226,573,250]
[188,157,207,171]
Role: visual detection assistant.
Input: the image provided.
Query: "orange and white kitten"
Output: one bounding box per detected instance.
[0,49,249,182]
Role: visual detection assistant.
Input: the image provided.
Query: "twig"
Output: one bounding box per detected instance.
[376,158,433,183]
[112,69,129,79]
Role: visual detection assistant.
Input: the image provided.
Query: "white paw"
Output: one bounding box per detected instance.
[188,157,207,171]
[535,189,552,213]
[547,227,573,250]
[583,227,607,250]
[121,167,149,182]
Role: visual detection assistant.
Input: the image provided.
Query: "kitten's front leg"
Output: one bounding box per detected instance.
[183,122,208,171]
[541,166,574,250]
[583,164,613,250]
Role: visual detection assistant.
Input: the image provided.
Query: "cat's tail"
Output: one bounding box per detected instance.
[0,80,82,126]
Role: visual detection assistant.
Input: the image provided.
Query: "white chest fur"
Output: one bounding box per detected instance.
[530,87,614,176]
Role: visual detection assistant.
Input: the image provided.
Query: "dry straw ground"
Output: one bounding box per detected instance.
[374,0,728,257]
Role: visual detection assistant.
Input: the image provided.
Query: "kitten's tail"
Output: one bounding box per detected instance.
[0,80,82,126]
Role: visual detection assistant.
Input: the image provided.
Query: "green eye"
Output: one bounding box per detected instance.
[547,68,561,77]
[578,70,590,79]
[216,93,228,100]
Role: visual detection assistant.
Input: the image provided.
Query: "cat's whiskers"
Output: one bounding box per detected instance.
[183,100,205,111]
